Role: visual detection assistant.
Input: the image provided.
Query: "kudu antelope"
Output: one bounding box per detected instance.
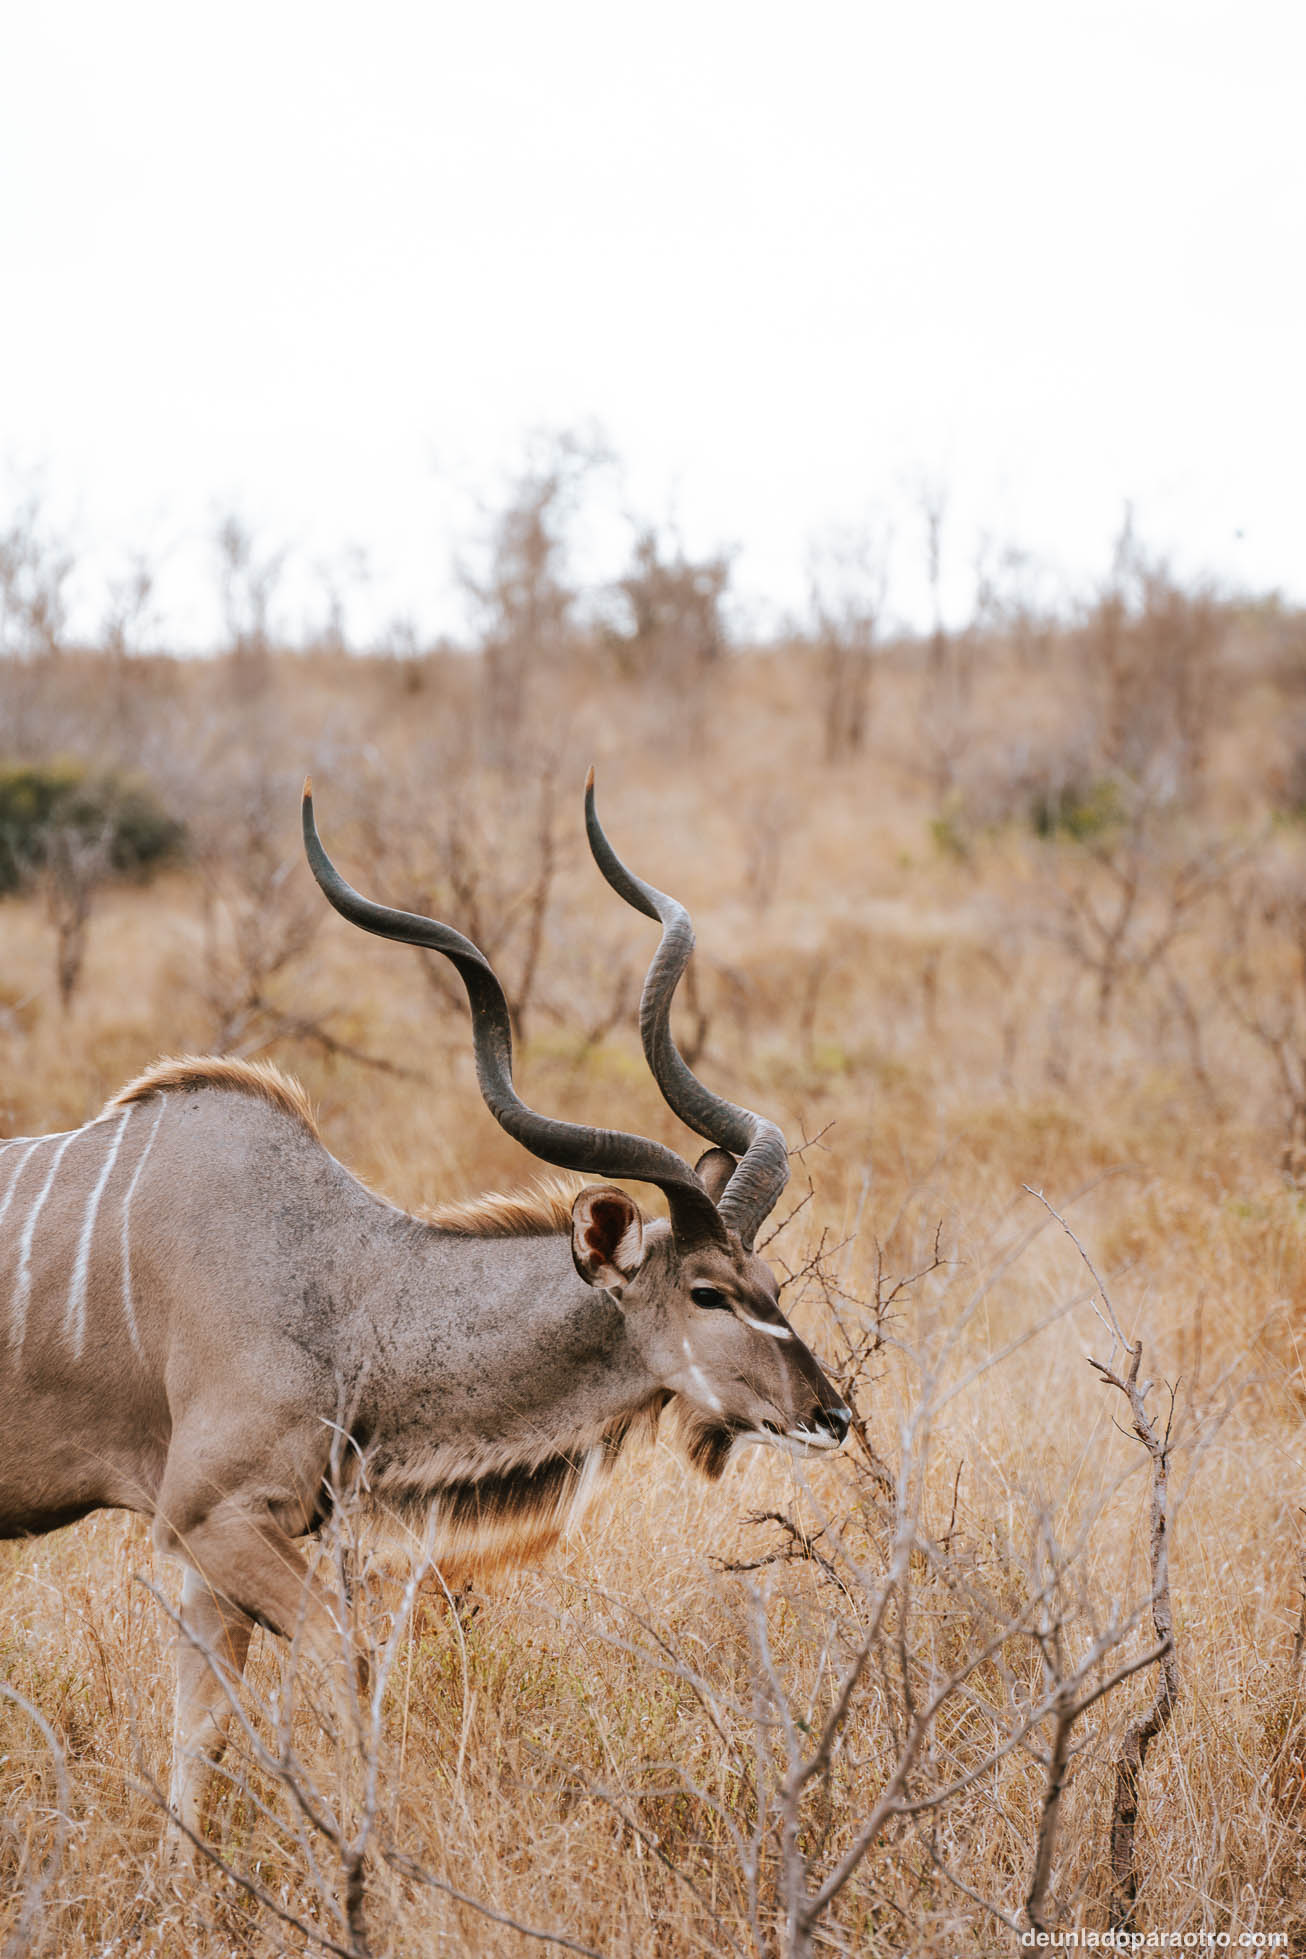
[0,772,849,1841]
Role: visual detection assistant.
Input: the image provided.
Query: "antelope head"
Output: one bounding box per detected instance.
[571,770,851,1466]
[569,1166,850,1476]
[301,773,850,1477]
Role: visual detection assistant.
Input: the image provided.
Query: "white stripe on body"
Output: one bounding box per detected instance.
[0,1138,42,1234]
[64,1107,133,1357]
[11,1131,79,1353]
[119,1101,165,1356]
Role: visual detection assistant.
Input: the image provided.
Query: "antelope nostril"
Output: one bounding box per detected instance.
[823,1404,852,1443]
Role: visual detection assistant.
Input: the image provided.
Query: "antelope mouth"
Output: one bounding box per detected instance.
[735,1421,845,1459]
[785,1425,844,1452]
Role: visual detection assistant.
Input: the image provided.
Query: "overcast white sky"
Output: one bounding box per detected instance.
[2,1,1302,648]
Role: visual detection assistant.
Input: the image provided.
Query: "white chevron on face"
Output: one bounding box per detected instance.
[738,1312,794,1340]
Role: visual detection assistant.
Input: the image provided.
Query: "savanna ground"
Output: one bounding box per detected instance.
[4,498,1306,1956]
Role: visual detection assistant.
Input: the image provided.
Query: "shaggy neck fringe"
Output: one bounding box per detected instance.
[423,1174,587,1238]
[358,1399,668,1580]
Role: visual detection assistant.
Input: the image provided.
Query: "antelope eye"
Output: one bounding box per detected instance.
[690,1284,730,1310]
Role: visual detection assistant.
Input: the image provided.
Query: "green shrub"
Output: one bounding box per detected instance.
[1029,774,1125,842]
[0,762,184,895]
[929,794,972,862]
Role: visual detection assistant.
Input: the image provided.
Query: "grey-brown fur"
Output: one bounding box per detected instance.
[0,1063,847,1841]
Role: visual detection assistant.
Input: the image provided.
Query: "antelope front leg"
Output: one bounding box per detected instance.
[155,1492,365,1844]
[155,1478,352,1665]
[168,1565,254,1853]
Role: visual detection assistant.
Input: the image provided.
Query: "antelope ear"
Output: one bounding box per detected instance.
[571,1186,646,1295]
[693,1147,737,1206]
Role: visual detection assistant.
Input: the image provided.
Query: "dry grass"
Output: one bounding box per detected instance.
[4,608,1306,1953]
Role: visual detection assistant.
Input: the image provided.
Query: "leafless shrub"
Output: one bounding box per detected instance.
[199,856,322,1056]
[311,544,370,657]
[215,512,288,694]
[100,549,160,660]
[912,482,976,801]
[608,524,732,696]
[972,536,1060,670]
[351,740,568,1049]
[808,524,888,763]
[1034,785,1240,1033]
[458,431,606,755]
[1212,849,1306,1180]
[1026,1190,1179,1930]
[44,821,114,1010]
[0,492,74,659]
[508,1209,1195,1955]
[920,479,949,682]
[1077,511,1226,805]
[183,748,371,1063]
